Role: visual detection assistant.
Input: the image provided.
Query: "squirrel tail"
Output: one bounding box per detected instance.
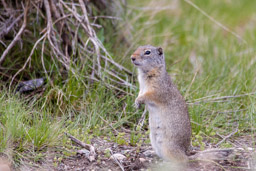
[187,148,256,170]
[187,149,235,170]
[188,148,234,161]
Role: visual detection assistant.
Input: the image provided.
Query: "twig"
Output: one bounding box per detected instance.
[41,36,53,86]
[90,15,122,21]
[184,0,247,44]
[83,47,132,76]
[215,124,239,147]
[0,71,19,82]
[190,92,256,104]
[1,0,12,15]
[190,120,201,126]
[44,0,52,32]
[189,158,228,171]
[100,54,132,75]
[52,14,72,26]
[128,5,176,11]
[119,103,127,120]
[209,93,256,100]
[80,48,135,89]
[50,0,72,58]
[0,39,6,47]
[65,132,91,149]
[109,149,125,171]
[9,33,47,89]
[136,108,147,130]
[65,132,96,162]
[45,0,73,73]
[1,0,8,10]
[43,0,70,82]
[31,1,46,20]
[216,109,246,114]
[78,0,101,75]
[97,114,119,134]
[60,0,98,69]
[0,13,24,37]
[0,0,30,65]
[82,75,134,96]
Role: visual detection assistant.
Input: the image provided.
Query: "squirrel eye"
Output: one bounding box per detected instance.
[144,50,151,55]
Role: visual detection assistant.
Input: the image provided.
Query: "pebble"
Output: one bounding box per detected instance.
[110,153,126,161]
[139,158,146,163]
[143,150,155,157]
[77,149,90,157]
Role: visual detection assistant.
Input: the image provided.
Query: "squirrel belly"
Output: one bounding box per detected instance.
[148,105,164,158]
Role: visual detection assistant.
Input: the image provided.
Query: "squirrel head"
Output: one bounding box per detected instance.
[131,45,165,71]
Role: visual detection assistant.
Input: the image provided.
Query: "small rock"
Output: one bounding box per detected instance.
[16,78,45,93]
[77,149,90,157]
[143,150,155,157]
[110,153,126,161]
[247,147,253,151]
[139,158,146,163]
[77,149,96,162]
[113,143,118,148]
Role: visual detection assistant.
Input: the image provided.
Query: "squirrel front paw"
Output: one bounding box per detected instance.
[135,97,144,109]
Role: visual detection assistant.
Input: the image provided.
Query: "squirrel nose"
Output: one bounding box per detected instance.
[131,56,136,61]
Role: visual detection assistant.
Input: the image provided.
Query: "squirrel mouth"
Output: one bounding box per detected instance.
[132,61,141,66]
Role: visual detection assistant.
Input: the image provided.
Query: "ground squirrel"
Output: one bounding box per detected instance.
[131,45,191,162]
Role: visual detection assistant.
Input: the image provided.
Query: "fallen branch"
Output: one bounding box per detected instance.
[65,132,96,162]
[215,124,239,147]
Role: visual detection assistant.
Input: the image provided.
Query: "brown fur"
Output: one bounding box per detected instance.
[131,45,191,162]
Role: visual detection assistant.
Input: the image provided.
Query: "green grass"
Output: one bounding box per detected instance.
[0,83,142,168]
[1,0,256,168]
[0,90,63,166]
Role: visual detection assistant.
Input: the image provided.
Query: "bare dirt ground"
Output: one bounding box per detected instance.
[53,136,255,171]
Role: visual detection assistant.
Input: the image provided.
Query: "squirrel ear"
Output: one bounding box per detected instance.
[158,47,163,55]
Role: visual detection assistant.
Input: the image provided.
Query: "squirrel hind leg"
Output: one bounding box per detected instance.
[158,148,188,170]
[161,147,188,163]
